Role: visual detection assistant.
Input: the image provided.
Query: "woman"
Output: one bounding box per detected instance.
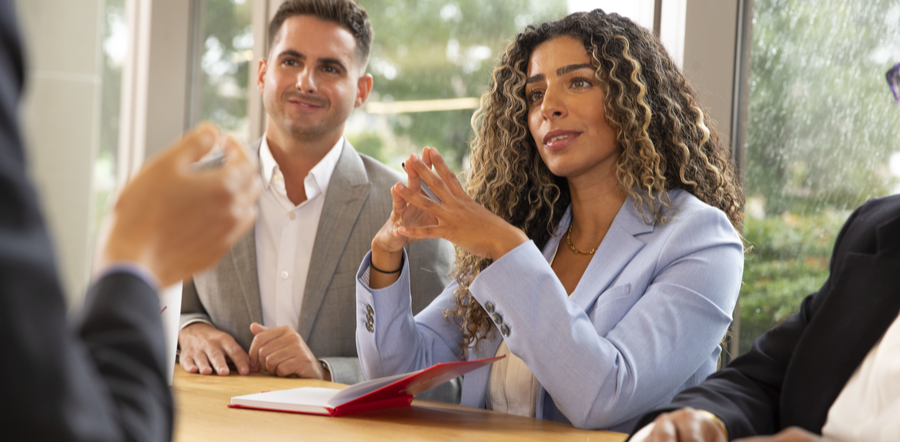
[355,10,744,432]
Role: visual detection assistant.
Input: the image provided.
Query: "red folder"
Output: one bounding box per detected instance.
[228,355,504,417]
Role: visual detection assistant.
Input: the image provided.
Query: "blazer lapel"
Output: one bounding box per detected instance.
[296,140,371,339]
[570,198,654,312]
[232,138,263,326]
[781,214,900,431]
[230,229,263,325]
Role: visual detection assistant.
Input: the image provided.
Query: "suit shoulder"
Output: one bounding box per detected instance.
[359,153,404,189]
[664,189,737,237]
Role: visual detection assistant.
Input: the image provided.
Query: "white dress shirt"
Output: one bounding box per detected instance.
[631,313,900,442]
[821,313,900,442]
[255,134,343,330]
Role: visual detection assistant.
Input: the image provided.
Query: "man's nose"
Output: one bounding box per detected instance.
[296,68,316,93]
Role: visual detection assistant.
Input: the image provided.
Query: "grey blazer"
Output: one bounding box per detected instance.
[181,138,454,384]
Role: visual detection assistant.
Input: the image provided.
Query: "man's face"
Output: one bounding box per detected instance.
[257,15,372,143]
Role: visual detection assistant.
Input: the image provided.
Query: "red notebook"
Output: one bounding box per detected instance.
[228,356,504,417]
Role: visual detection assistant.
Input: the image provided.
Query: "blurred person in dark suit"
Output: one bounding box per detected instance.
[0,0,260,440]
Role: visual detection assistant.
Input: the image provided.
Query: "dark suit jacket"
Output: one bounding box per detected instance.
[0,1,173,440]
[631,195,900,438]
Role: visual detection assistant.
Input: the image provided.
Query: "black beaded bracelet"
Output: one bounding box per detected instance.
[371,255,404,274]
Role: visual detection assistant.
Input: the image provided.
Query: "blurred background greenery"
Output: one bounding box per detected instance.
[739,0,900,352]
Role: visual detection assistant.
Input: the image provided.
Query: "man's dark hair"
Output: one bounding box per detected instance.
[267,0,373,66]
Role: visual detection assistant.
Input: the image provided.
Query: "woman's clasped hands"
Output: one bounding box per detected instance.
[372,147,529,266]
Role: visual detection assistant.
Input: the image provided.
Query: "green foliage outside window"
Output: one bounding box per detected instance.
[739,0,900,352]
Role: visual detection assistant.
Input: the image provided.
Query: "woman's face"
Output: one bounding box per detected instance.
[525,35,620,181]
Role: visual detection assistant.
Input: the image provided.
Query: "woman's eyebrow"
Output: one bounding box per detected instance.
[556,63,592,76]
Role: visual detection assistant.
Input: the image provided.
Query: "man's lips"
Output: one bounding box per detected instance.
[285,94,326,109]
[542,130,581,150]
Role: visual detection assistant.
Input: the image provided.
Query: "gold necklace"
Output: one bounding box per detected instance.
[566,224,597,255]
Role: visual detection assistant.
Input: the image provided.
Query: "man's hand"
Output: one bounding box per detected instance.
[645,408,728,442]
[178,323,250,376]
[247,323,330,381]
[96,122,261,287]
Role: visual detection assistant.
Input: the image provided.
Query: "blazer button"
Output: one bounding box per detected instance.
[366,314,374,325]
[366,304,374,316]
[484,301,495,314]
[500,324,510,337]
[492,312,503,324]
[366,323,374,333]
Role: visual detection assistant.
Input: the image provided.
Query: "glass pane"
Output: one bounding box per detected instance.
[188,0,254,142]
[739,0,900,353]
[346,0,567,173]
[93,0,126,234]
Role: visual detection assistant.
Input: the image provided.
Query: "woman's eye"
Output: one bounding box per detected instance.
[527,90,544,103]
[571,78,592,88]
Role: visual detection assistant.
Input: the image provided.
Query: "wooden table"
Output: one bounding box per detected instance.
[171,367,627,441]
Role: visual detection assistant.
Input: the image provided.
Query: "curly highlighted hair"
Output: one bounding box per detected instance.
[448,9,745,355]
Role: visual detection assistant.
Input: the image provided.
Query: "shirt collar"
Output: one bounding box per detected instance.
[258,134,345,200]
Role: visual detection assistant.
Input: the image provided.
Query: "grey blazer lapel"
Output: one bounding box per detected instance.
[297,140,371,339]
[230,229,263,326]
[233,138,264,326]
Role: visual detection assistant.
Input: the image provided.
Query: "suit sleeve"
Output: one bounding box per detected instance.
[328,238,455,385]
[629,203,867,439]
[180,277,214,329]
[0,2,172,439]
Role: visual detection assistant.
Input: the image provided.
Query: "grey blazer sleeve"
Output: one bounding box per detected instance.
[180,277,214,329]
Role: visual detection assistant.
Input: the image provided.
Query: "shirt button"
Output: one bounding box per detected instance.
[289,212,296,220]
[500,324,510,337]
[280,271,289,279]
[484,301,495,314]
[493,313,503,324]
[274,174,282,182]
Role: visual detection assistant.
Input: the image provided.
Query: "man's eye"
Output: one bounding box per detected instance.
[323,66,339,74]
[282,59,298,67]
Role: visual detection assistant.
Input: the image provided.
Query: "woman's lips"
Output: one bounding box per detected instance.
[542,130,581,151]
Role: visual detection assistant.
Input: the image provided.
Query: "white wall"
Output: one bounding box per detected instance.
[15,0,105,306]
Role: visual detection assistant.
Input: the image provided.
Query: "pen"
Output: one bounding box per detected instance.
[401,162,442,205]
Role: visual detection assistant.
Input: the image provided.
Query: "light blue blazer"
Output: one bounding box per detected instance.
[355,189,743,432]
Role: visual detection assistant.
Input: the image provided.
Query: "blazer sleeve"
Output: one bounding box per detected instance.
[467,206,743,429]
[180,277,214,329]
[326,238,454,385]
[630,202,869,439]
[355,249,463,380]
[0,2,172,439]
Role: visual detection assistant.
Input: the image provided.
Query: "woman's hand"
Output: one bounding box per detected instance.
[394,147,528,261]
[369,151,442,288]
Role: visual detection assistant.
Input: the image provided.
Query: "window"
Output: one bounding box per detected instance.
[345,0,567,173]
[187,0,255,143]
[94,0,127,233]
[738,0,900,353]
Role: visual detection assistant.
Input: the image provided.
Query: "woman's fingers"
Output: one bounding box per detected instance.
[406,154,453,201]
[398,224,446,240]
[425,147,466,198]
[395,181,445,216]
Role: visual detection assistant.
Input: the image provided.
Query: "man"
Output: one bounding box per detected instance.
[0,0,260,439]
[178,0,453,385]
[630,62,900,441]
